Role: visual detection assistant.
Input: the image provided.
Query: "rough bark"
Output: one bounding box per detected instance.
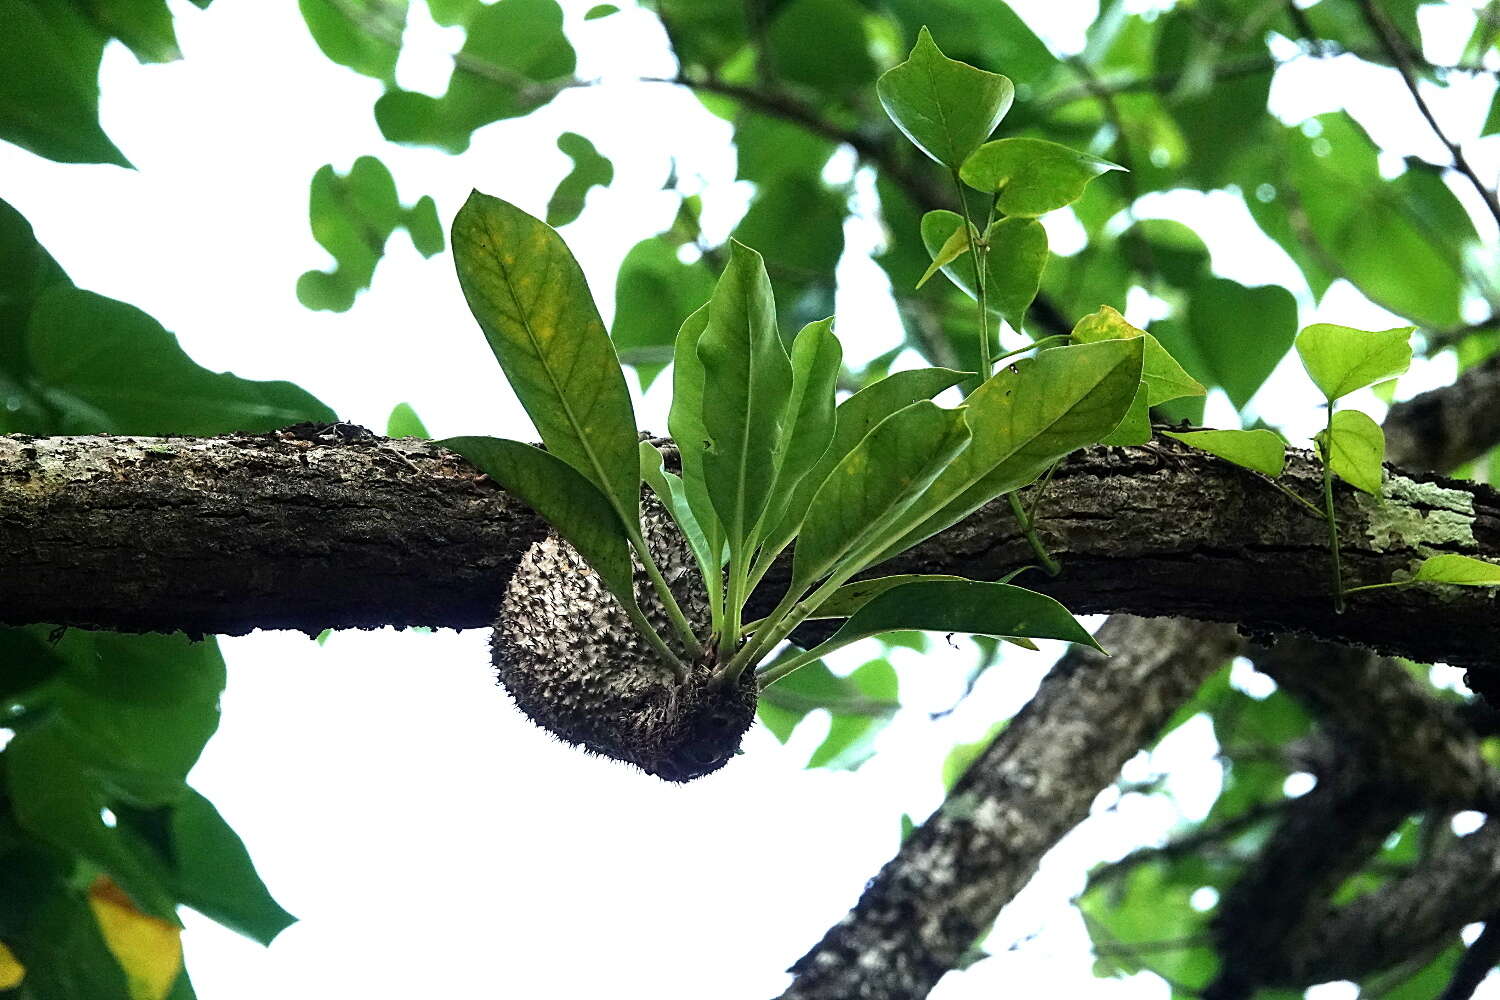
[4,432,1499,678]
[779,616,1242,999]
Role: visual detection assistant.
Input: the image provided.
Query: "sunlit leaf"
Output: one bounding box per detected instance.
[1163,429,1286,477]
[1295,323,1413,402]
[1317,409,1384,496]
[450,192,640,529]
[959,138,1122,217]
[88,876,182,1000]
[1411,554,1500,587]
[385,402,429,439]
[877,26,1014,168]
[1071,306,1205,404]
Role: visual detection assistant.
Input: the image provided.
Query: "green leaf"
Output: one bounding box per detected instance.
[784,580,1103,666]
[26,288,335,436]
[1317,409,1385,496]
[959,138,1123,217]
[919,213,1049,333]
[439,436,636,606]
[168,790,295,945]
[756,318,842,544]
[8,726,178,922]
[297,157,444,312]
[876,26,1015,168]
[611,235,717,390]
[0,0,129,165]
[756,658,899,760]
[667,304,724,557]
[767,0,876,99]
[1294,323,1414,402]
[450,191,641,530]
[0,851,134,1000]
[942,721,1006,790]
[1100,385,1150,446]
[86,0,183,63]
[808,574,969,620]
[546,132,613,228]
[1176,276,1298,410]
[916,220,973,290]
[298,0,405,82]
[374,0,574,153]
[696,241,793,560]
[385,402,430,439]
[1410,554,1500,587]
[806,658,899,770]
[1485,89,1500,137]
[583,3,617,18]
[1163,429,1286,477]
[639,442,717,595]
[758,367,971,558]
[793,401,973,588]
[1071,306,1205,405]
[876,339,1144,562]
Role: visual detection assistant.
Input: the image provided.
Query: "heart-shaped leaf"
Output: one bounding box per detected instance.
[1316,409,1385,496]
[1411,554,1500,587]
[876,26,1014,168]
[920,211,1048,333]
[450,191,640,531]
[1163,429,1286,477]
[1295,323,1414,402]
[1071,306,1205,405]
[960,138,1122,217]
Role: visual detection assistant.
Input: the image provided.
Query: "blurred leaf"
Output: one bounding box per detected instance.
[1485,89,1500,136]
[1295,323,1413,402]
[88,0,184,63]
[883,1,1058,88]
[0,850,134,1000]
[793,401,972,588]
[0,942,21,989]
[1163,429,1286,477]
[807,658,899,770]
[1411,553,1500,587]
[768,0,875,98]
[583,3,617,18]
[88,877,182,1000]
[440,437,636,607]
[1282,114,1466,328]
[166,790,295,946]
[1317,409,1384,496]
[942,720,1006,790]
[731,174,845,294]
[960,138,1122,217]
[297,157,443,312]
[734,111,835,186]
[877,26,1014,167]
[0,0,129,165]
[757,657,899,771]
[299,0,405,81]
[547,132,613,227]
[450,192,641,526]
[697,241,793,563]
[1175,276,1297,410]
[26,287,334,434]
[611,235,716,390]
[385,402,430,438]
[375,0,574,153]
[1081,863,1217,988]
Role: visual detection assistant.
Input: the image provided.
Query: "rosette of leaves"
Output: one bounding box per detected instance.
[440,189,1145,781]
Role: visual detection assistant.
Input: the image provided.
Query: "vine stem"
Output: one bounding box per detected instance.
[1008,493,1062,576]
[628,529,705,659]
[1319,404,1346,613]
[949,169,993,382]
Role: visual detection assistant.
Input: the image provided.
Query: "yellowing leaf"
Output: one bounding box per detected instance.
[1072,306,1205,405]
[916,220,972,289]
[0,942,24,989]
[89,877,183,1000]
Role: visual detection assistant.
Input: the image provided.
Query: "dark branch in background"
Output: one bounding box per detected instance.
[1357,0,1500,230]
[780,617,1242,1000]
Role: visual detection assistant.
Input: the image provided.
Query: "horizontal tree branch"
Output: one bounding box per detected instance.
[4,429,1499,672]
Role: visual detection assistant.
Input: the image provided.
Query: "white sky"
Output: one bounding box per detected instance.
[2,0,1498,997]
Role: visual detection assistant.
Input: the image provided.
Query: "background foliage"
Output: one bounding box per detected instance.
[2,0,1498,996]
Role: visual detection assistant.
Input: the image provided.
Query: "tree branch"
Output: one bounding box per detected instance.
[779,616,1243,999]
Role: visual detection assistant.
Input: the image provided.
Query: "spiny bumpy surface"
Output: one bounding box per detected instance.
[492,503,757,781]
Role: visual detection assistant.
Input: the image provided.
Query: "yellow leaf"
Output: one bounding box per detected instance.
[89,877,182,1000]
[0,942,25,990]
